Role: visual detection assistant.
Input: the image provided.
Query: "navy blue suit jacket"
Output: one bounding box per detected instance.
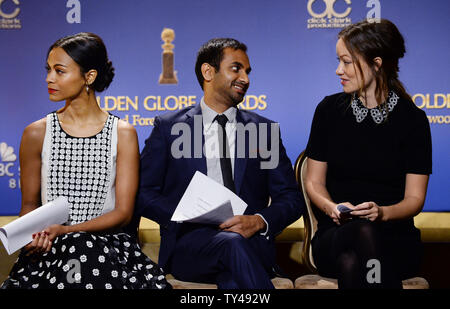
[134,104,304,270]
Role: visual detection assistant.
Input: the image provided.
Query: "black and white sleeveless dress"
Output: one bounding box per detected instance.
[1,112,171,289]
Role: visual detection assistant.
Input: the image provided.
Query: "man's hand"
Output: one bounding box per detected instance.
[219,215,266,238]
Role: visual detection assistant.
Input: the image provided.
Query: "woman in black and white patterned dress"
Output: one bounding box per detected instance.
[1,33,171,289]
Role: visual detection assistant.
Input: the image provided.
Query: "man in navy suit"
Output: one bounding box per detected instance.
[135,38,304,289]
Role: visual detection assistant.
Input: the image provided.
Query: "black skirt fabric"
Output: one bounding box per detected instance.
[0,232,171,289]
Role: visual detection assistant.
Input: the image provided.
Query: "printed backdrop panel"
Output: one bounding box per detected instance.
[0,0,449,214]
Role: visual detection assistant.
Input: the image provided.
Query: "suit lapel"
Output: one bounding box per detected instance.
[185,104,207,176]
[234,109,250,195]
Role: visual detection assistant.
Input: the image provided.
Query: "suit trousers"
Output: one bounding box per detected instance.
[169,225,275,289]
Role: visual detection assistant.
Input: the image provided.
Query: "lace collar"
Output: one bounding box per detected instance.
[351,91,399,124]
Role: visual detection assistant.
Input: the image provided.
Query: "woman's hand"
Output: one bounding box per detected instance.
[24,224,68,256]
[24,232,52,256]
[329,202,355,225]
[43,224,69,241]
[350,201,382,222]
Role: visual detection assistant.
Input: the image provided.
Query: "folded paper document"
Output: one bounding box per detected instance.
[171,171,247,225]
[0,196,69,255]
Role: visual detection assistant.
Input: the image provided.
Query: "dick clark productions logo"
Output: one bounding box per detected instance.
[308,0,352,19]
[307,0,352,29]
[0,0,21,29]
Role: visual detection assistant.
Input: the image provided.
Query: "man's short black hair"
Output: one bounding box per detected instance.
[195,38,247,90]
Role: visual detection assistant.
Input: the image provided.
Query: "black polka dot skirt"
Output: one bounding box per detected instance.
[0,232,171,289]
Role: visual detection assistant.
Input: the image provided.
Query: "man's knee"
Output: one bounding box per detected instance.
[220,232,249,251]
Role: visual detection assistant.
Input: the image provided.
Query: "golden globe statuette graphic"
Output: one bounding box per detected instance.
[159,28,178,84]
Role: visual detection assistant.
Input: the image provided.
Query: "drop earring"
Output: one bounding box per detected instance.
[86,85,89,94]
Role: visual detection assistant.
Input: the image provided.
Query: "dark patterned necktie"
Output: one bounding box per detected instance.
[214,114,235,193]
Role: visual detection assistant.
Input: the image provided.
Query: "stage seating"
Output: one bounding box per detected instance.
[1,214,449,287]
[137,213,450,244]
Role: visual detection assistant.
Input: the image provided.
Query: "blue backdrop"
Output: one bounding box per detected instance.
[1,0,449,215]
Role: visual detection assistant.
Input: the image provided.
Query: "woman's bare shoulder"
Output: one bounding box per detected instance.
[117,119,136,132]
[22,117,47,144]
[117,119,138,139]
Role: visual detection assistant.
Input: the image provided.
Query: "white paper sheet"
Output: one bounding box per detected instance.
[0,196,69,255]
[171,171,247,225]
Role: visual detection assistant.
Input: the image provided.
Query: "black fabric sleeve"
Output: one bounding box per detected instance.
[305,97,331,162]
[404,109,432,175]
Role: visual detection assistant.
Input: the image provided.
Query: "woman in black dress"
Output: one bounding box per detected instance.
[305,19,432,289]
[1,33,171,289]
